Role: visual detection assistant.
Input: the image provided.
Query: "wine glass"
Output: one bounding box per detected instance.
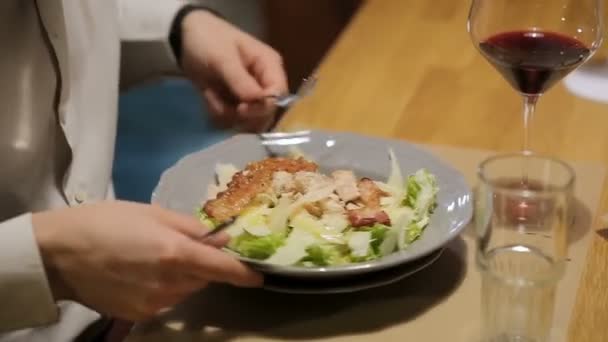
[468,0,603,153]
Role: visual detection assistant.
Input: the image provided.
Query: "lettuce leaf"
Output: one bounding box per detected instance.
[265,227,317,265]
[387,148,404,190]
[347,224,394,260]
[302,244,349,266]
[348,231,372,258]
[405,223,423,245]
[196,207,219,229]
[404,216,430,245]
[403,175,422,208]
[366,224,390,255]
[402,169,438,215]
[268,196,291,234]
[378,229,398,256]
[229,232,286,260]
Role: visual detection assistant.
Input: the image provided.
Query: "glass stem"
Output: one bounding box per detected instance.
[522,95,539,154]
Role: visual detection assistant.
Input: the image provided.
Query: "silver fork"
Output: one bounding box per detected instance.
[264,75,317,132]
[256,131,311,158]
[260,76,317,156]
[267,75,317,109]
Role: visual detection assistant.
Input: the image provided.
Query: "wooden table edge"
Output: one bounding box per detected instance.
[568,172,608,342]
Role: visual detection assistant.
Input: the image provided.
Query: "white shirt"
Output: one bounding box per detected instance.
[0,0,199,340]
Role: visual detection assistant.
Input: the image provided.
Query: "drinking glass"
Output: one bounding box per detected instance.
[468,0,603,153]
[475,153,575,342]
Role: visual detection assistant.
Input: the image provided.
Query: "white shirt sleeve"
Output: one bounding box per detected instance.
[0,214,58,333]
[117,0,191,87]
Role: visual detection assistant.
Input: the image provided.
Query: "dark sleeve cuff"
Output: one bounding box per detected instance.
[169,5,224,66]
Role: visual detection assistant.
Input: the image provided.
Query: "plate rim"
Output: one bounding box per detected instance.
[261,248,445,294]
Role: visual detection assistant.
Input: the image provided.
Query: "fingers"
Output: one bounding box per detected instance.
[236,101,274,132]
[213,49,264,102]
[152,205,230,248]
[248,49,288,97]
[179,239,263,287]
[236,43,287,132]
[199,40,287,131]
[203,88,240,129]
[236,100,272,117]
[205,92,271,133]
[153,205,208,236]
[203,88,227,116]
[202,232,231,248]
[150,206,259,288]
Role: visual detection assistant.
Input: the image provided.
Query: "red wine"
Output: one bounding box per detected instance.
[479,31,591,95]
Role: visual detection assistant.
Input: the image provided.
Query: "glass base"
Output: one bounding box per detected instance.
[479,246,560,342]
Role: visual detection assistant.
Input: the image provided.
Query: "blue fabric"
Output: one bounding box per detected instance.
[112,79,233,203]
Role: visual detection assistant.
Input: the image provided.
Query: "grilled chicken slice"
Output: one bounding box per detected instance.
[347,208,391,227]
[272,171,296,194]
[294,171,334,194]
[347,178,391,227]
[203,157,317,222]
[332,170,360,202]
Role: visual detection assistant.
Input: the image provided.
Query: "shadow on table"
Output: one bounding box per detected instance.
[133,237,467,341]
[569,196,593,245]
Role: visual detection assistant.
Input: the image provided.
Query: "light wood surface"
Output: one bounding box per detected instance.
[280,1,608,341]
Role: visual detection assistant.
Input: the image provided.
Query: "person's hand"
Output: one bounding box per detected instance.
[32,201,262,321]
[180,10,288,132]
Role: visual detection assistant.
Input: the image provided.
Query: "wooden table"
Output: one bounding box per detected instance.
[279,1,608,341]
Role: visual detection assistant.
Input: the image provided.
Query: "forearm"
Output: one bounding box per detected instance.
[117,1,228,89]
[0,214,58,333]
[118,0,190,88]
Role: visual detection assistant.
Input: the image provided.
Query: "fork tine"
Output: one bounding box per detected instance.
[258,130,311,140]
